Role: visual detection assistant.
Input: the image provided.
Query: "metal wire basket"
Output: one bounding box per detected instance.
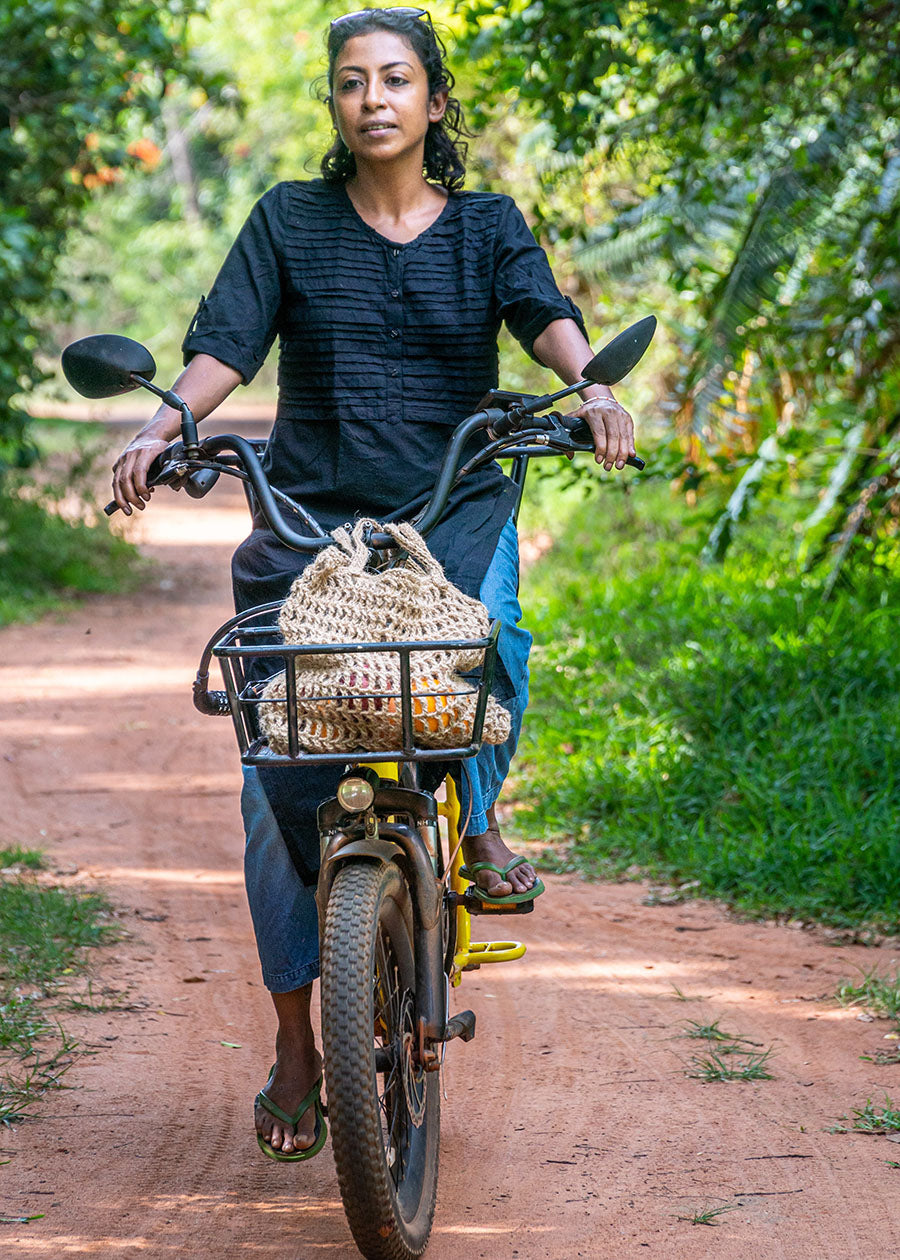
[207,604,502,766]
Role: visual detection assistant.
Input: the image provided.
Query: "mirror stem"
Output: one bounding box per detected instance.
[515,377,591,419]
[131,374,200,453]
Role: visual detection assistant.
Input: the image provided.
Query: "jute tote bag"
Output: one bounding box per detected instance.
[260,518,511,755]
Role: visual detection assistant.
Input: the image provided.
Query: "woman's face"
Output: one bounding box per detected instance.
[330,30,447,168]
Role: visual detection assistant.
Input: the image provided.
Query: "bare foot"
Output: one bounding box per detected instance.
[461,807,538,898]
[255,985,323,1155]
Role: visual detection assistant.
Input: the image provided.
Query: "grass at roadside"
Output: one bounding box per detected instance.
[516,478,900,929]
[0,419,142,625]
[834,1096,900,1135]
[0,847,114,1122]
[677,1204,737,1226]
[0,846,44,871]
[836,969,900,1028]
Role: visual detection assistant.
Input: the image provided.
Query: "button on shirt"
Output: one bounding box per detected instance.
[181,179,587,608]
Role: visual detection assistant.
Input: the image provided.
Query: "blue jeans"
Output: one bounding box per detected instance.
[241,515,532,992]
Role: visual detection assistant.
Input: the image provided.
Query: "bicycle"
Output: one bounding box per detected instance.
[62,314,654,1260]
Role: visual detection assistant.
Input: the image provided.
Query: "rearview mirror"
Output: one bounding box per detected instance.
[581,315,657,386]
[61,334,156,399]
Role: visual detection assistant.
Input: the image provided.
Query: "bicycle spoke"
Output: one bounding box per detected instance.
[374,933,402,1028]
[373,927,410,1184]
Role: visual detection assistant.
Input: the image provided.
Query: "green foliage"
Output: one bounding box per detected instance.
[459,1,900,574]
[515,480,900,927]
[0,419,144,624]
[836,969,900,1029]
[682,1017,771,1080]
[0,848,45,872]
[56,0,325,384]
[0,883,112,987]
[0,488,142,625]
[682,1019,754,1045]
[688,1048,774,1082]
[1,0,221,474]
[0,997,53,1055]
[677,1204,736,1226]
[0,1039,79,1128]
[837,1096,900,1134]
[0,873,113,1108]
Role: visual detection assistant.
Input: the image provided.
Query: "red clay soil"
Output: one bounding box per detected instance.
[2,471,899,1259]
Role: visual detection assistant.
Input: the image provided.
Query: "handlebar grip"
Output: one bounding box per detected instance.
[104,449,181,517]
[559,415,645,469]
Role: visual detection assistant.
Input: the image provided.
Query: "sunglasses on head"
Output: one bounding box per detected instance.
[330,7,434,33]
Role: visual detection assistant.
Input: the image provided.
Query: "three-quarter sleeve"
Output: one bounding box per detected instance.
[492,196,587,361]
[181,185,285,384]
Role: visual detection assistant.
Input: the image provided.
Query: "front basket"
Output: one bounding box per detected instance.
[208,604,502,766]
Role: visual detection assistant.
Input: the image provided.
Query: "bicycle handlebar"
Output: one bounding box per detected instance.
[105,406,509,549]
[104,400,644,550]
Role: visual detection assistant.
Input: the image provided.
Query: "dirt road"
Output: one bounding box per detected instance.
[2,468,899,1258]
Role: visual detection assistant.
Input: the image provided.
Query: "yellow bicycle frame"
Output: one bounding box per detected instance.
[362,764,526,988]
[439,775,526,985]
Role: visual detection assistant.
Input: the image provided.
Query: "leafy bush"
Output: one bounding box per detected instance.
[516,479,900,926]
[0,491,141,624]
[460,1,900,573]
[0,0,221,476]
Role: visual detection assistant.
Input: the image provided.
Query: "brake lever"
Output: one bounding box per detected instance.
[546,411,645,470]
[103,445,190,516]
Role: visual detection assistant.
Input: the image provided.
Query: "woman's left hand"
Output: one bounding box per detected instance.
[566,395,636,471]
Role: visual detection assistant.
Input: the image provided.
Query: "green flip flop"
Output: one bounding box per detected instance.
[458,856,545,906]
[255,1070,328,1163]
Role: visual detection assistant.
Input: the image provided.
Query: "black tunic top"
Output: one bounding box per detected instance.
[181,179,586,610]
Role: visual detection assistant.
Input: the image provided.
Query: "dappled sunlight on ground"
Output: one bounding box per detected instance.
[116,503,251,548]
[1,720,96,738]
[0,665,193,698]
[141,1193,345,1215]
[98,865,244,885]
[35,771,237,795]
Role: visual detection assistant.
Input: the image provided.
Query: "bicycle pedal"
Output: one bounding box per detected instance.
[463,891,535,916]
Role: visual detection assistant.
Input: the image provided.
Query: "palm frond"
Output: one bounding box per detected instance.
[797,420,869,562]
[574,185,747,278]
[680,133,849,439]
[801,404,900,576]
[821,473,891,599]
[702,434,782,561]
[576,212,670,274]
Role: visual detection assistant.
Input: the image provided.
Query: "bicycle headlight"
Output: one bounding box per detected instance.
[337,775,376,813]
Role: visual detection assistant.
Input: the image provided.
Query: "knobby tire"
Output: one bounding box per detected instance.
[321,861,440,1260]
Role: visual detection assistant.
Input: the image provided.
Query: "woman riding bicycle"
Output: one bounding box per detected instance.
[111,7,635,1161]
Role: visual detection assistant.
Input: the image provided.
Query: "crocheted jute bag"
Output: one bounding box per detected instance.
[259,518,511,755]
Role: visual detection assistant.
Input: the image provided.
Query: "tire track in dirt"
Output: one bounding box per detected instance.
[1,459,899,1257]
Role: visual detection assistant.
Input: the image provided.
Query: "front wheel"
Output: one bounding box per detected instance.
[321,861,440,1260]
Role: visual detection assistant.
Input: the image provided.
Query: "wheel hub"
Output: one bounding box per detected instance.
[398,992,427,1128]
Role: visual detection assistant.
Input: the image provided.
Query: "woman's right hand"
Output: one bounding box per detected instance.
[111,429,172,515]
[109,355,243,515]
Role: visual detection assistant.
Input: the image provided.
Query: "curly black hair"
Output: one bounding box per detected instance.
[321,10,468,191]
